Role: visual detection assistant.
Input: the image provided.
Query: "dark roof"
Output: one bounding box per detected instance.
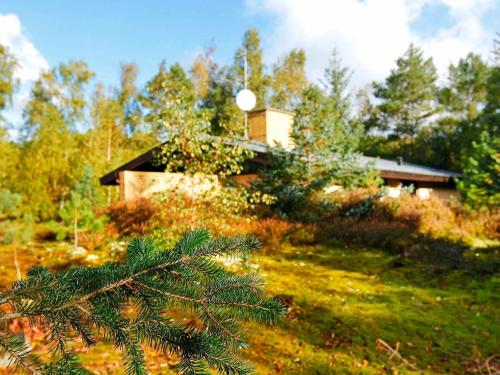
[100,139,459,186]
[99,139,269,186]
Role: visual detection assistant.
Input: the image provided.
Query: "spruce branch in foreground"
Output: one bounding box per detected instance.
[0,229,285,374]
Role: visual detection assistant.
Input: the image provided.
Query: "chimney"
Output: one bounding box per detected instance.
[248,108,294,148]
[397,156,404,165]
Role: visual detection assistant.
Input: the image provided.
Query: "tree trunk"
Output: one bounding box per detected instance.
[74,210,78,248]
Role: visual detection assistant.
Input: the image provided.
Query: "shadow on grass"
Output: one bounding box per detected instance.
[258,244,499,373]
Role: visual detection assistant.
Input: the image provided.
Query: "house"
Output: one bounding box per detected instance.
[100,108,460,201]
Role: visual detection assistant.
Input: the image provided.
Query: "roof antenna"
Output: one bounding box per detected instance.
[236,48,256,139]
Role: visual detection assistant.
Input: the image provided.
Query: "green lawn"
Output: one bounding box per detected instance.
[0,240,498,374]
[243,243,499,374]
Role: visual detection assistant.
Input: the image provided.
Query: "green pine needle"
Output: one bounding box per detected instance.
[0,230,284,374]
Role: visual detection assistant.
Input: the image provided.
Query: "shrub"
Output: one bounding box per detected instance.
[105,198,158,237]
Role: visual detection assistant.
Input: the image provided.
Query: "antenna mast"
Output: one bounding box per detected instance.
[243,48,248,139]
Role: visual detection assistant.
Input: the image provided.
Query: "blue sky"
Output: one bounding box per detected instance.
[0,0,498,127]
[0,1,275,86]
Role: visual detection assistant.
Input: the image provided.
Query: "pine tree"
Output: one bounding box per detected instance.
[0,229,284,374]
[59,165,104,248]
[456,131,500,210]
[255,51,371,216]
[372,44,438,138]
[440,53,490,121]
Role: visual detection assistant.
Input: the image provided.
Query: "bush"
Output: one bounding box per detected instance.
[105,197,158,237]
[320,189,499,269]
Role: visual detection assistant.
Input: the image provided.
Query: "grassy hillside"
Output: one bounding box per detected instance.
[0,238,497,374]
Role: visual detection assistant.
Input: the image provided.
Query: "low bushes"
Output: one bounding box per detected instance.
[105,197,158,237]
[318,189,499,271]
[103,186,498,271]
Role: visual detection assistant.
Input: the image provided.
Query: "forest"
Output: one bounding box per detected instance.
[0,27,498,374]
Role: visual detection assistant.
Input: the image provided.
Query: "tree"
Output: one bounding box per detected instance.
[372,44,438,138]
[440,53,490,121]
[142,62,252,178]
[269,49,308,110]
[0,45,20,191]
[88,84,126,173]
[140,62,197,142]
[322,49,364,154]
[117,62,141,135]
[456,131,500,210]
[234,28,269,109]
[18,61,94,219]
[0,44,18,117]
[0,229,284,374]
[59,165,104,248]
[255,52,371,216]
[191,46,216,100]
[201,63,243,136]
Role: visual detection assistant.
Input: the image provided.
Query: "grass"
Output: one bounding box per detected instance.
[244,243,499,374]
[0,239,498,374]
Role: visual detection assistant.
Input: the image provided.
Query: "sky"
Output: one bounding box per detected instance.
[0,0,499,127]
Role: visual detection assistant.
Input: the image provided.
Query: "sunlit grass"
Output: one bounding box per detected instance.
[0,240,497,374]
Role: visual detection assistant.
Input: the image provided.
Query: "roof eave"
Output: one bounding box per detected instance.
[379,170,456,183]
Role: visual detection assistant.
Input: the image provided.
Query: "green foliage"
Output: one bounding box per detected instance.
[0,43,18,115]
[141,61,252,177]
[59,165,105,247]
[269,49,308,110]
[0,187,21,219]
[17,61,96,220]
[0,229,284,374]
[361,45,496,176]
[234,28,269,109]
[457,131,500,210]
[372,44,438,137]
[255,51,372,216]
[440,53,490,120]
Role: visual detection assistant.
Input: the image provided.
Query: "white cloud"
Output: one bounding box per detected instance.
[248,0,496,89]
[0,13,48,129]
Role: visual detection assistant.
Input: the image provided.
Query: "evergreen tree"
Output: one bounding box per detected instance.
[457,131,500,210]
[420,53,492,171]
[255,51,370,216]
[269,49,308,110]
[481,41,499,138]
[0,229,284,374]
[440,53,490,121]
[59,165,104,248]
[372,44,438,138]
[322,49,363,154]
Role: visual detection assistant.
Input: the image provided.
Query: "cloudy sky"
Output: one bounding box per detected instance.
[0,0,498,126]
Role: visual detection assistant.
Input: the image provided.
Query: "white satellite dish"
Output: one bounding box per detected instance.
[236,88,256,112]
